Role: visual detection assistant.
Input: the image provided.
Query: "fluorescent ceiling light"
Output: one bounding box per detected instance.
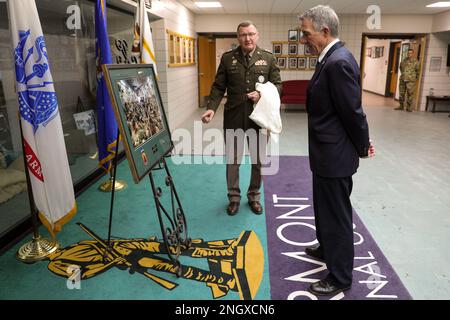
[195,2,222,8]
[426,2,450,7]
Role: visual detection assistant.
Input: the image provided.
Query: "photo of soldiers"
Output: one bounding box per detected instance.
[117,76,165,148]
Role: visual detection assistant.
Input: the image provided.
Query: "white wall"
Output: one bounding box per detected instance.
[419,32,450,111]
[432,10,450,33]
[363,39,391,95]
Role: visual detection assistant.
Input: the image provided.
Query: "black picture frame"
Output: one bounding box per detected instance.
[273,43,282,55]
[103,64,173,183]
[288,29,298,42]
[309,57,318,69]
[288,43,298,55]
[288,57,298,69]
[297,57,306,69]
[277,57,286,69]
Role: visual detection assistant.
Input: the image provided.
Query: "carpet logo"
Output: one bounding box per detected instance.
[46,224,264,300]
[263,156,412,300]
[267,194,410,300]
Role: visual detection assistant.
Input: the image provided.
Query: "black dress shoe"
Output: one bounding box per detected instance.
[248,201,263,215]
[227,202,239,216]
[308,279,351,296]
[305,244,324,261]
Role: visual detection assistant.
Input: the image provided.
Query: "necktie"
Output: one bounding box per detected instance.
[245,54,251,66]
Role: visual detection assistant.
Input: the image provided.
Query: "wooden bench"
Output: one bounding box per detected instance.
[280,80,309,108]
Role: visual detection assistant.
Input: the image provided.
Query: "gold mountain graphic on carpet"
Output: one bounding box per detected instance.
[46,224,264,300]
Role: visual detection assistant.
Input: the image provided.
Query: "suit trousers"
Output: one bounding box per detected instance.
[312,173,354,287]
[225,129,266,202]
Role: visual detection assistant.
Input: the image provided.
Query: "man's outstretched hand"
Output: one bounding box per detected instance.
[201,110,215,124]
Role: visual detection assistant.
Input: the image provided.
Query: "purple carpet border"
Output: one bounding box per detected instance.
[263,156,412,300]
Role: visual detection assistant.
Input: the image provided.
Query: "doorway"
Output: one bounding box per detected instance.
[361,34,426,110]
[197,34,238,108]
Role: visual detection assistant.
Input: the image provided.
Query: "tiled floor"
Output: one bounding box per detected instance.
[175,91,450,299]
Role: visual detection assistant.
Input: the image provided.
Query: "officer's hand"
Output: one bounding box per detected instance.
[201,110,215,124]
[247,91,261,103]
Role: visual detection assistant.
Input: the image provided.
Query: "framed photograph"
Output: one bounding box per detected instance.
[288,29,298,42]
[73,110,96,136]
[103,64,173,183]
[366,47,372,57]
[297,57,306,69]
[288,57,298,69]
[277,57,286,69]
[309,57,318,69]
[273,43,282,55]
[288,43,298,55]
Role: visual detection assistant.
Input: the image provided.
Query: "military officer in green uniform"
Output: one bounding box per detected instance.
[201,21,282,216]
[396,49,420,112]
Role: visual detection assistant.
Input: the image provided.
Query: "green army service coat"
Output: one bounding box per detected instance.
[206,46,282,130]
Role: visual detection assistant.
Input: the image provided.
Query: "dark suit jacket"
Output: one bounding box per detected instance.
[307,41,370,178]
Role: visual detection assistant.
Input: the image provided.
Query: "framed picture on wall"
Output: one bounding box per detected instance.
[288,57,298,69]
[288,43,298,55]
[273,43,282,54]
[309,57,318,69]
[288,29,298,42]
[366,47,372,57]
[103,64,173,183]
[297,57,306,69]
[277,57,286,69]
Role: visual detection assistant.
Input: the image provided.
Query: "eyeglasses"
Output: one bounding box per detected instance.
[238,32,257,39]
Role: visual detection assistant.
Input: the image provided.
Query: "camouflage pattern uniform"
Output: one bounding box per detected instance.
[399,57,419,111]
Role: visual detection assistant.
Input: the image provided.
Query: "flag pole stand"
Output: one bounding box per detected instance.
[16,118,59,263]
[98,175,126,192]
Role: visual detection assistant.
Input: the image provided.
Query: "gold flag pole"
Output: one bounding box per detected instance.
[16,117,59,263]
[98,137,126,192]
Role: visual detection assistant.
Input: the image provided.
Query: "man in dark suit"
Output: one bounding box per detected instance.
[299,5,375,296]
[201,21,282,216]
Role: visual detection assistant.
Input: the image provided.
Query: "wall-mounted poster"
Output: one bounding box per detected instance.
[289,43,298,55]
[277,57,286,69]
[103,64,173,183]
[273,43,282,54]
[298,57,306,69]
[288,29,298,42]
[309,57,318,69]
[288,57,298,69]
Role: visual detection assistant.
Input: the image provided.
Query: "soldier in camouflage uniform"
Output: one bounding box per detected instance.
[396,49,419,112]
[201,21,282,216]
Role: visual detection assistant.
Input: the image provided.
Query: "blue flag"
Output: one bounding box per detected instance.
[95,0,118,172]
